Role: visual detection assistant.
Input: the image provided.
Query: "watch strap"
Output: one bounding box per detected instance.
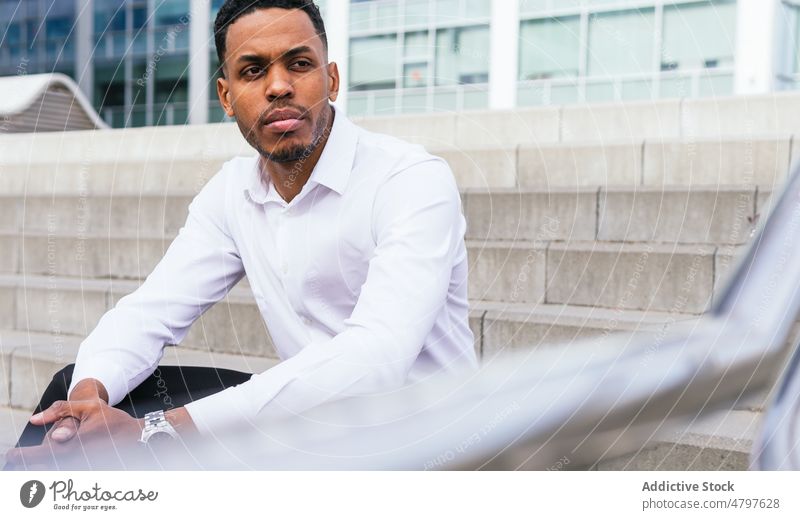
[139,410,180,444]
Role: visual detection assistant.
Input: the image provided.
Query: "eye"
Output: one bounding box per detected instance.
[242,66,263,77]
[293,59,312,69]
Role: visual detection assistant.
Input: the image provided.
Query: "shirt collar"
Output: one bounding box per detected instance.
[244,103,358,205]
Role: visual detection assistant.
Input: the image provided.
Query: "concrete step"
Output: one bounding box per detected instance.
[0,328,279,412]
[0,139,794,193]
[0,122,253,165]
[0,274,278,358]
[433,137,792,188]
[0,159,227,195]
[0,271,699,363]
[0,233,737,316]
[471,301,697,358]
[594,409,761,470]
[0,194,194,236]
[464,185,764,245]
[470,240,722,313]
[0,185,770,246]
[547,241,717,314]
[356,94,800,145]
[3,93,800,166]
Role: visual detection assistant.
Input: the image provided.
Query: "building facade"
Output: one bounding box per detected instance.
[0,0,797,127]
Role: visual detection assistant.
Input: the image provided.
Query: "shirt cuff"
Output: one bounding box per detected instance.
[67,360,131,407]
[184,385,255,437]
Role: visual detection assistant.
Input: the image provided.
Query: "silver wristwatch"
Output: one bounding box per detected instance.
[139,410,180,445]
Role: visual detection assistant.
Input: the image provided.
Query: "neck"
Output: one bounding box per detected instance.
[260,106,335,203]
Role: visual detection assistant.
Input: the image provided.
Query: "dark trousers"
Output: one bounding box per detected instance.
[12,363,252,449]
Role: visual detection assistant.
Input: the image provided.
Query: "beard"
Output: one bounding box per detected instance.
[241,103,332,164]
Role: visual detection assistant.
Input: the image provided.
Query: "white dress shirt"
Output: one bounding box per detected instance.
[68,104,477,435]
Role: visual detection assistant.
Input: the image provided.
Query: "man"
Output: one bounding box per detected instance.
[5,0,475,470]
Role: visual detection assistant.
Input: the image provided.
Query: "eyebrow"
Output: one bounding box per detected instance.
[235,45,315,66]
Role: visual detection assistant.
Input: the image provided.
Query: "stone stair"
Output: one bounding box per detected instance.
[2,92,794,469]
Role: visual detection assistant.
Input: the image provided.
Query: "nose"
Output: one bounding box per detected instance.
[264,66,294,101]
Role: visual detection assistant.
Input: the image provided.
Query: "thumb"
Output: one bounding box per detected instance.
[50,416,80,443]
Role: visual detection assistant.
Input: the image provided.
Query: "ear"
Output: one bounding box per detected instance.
[326,62,340,103]
[217,76,234,117]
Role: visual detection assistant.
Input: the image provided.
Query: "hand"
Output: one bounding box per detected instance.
[44,376,113,443]
[40,377,111,443]
[47,416,81,443]
[5,399,147,470]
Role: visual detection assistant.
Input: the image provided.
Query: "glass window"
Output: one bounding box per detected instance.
[588,8,655,76]
[792,5,800,74]
[433,89,458,111]
[208,104,229,123]
[401,90,427,113]
[435,0,459,24]
[403,62,427,88]
[662,1,736,71]
[659,75,692,98]
[132,6,148,29]
[517,83,546,107]
[520,0,556,16]
[132,28,148,55]
[373,90,397,115]
[154,0,189,26]
[154,54,189,103]
[112,32,127,58]
[153,24,188,53]
[404,0,428,26]
[464,0,491,20]
[585,81,616,102]
[349,34,397,90]
[94,1,126,32]
[550,83,579,105]
[347,94,370,117]
[462,85,488,109]
[621,78,654,100]
[375,1,399,30]
[131,61,147,106]
[94,62,126,108]
[45,17,70,41]
[404,30,428,60]
[349,2,371,32]
[6,22,21,45]
[697,71,733,97]
[435,25,489,86]
[519,16,580,80]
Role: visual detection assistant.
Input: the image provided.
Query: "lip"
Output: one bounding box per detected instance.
[263,109,305,133]
[265,117,304,133]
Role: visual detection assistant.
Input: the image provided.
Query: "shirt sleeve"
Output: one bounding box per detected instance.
[67,164,246,406]
[184,157,466,435]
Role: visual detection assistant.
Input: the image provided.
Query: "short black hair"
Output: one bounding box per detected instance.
[213,0,327,75]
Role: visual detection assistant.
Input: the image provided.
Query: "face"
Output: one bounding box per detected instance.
[217,8,339,163]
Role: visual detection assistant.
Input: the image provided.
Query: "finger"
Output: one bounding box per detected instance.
[49,416,80,443]
[29,400,86,426]
[4,445,59,469]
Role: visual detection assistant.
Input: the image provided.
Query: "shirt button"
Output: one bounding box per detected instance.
[302,317,312,326]
[280,262,288,274]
